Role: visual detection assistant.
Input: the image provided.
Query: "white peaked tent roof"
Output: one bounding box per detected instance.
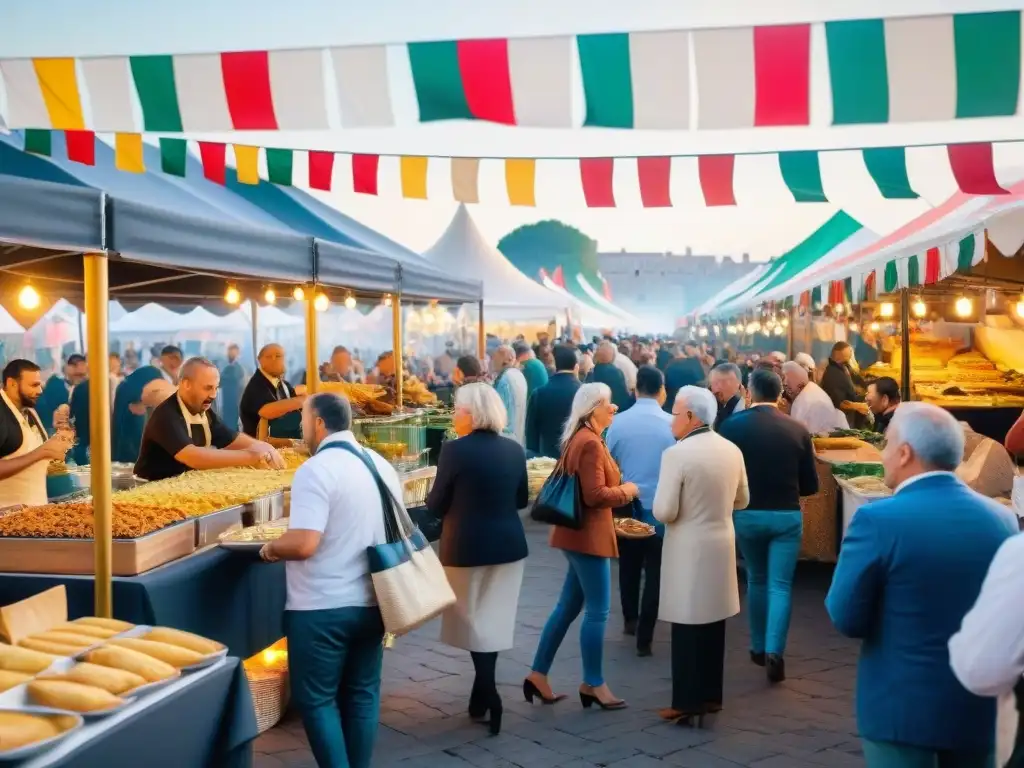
[423,205,574,320]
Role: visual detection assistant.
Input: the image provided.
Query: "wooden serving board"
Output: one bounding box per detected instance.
[0,521,196,576]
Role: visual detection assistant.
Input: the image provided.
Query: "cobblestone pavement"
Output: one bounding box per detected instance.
[255,522,861,767]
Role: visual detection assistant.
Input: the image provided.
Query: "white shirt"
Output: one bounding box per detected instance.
[949,533,1024,697]
[613,353,638,393]
[285,431,397,611]
[790,381,849,435]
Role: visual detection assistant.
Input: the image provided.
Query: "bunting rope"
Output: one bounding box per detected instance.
[1,10,1021,134]
[21,130,1022,209]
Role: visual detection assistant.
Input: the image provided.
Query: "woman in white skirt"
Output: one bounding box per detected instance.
[427,383,529,735]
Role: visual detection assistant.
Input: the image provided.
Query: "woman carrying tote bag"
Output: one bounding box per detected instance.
[523,383,639,711]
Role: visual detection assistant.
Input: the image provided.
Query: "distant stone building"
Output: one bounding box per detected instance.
[598,248,757,329]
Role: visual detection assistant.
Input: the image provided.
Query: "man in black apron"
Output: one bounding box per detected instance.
[239,344,305,440]
[134,356,285,482]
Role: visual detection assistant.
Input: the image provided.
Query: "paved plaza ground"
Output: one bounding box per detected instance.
[255,522,862,767]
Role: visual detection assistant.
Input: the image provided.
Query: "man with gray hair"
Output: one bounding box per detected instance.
[827,402,1017,767]
[588,341,634,412]
[491,345,528,445]
[781,361,848,435]
[709,362,745,430]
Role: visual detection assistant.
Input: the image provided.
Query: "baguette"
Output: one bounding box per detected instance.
[143,627,224,656]
[0,669,31,693]
[72,617,134,633]
[0,712,63,750]
[52,623,118,640]
[106,638,205,668]
[84,645,178,683]
[0,643,57,674]
[26,631,98,649]
[27,679,124,713]
[42,662,147,695]
[17,638,83,657]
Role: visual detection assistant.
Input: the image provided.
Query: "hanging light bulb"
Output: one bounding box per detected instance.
[344,292,357,310]
[954,295,973,318]
[1016,296,1024,318]
[292,286,306,301]
[314,293,330,312]
[833,303,845,315]
[870,321,881,332]
[17,284,40,310]
[224,285,241,305]
[773,325,785,336]
[911,298,927,318]
[879,302,895,319]
[781,316,789,328]
[263,286,277,305]
[698,326,708,338]
[849,322,860,333]
[382,293,393,308]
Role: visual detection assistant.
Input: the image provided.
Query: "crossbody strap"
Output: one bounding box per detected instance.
[318,441,408,544]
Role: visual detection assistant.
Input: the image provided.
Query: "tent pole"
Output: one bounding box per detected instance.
[305,287,319,395]
[249,298,259,367]
[786,305,795,360]
[392,295,403,410]
[477,299,485,360]
[84,252,112,618]
[899,288,911,401]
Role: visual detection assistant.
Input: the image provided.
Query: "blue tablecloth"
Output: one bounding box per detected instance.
[0,548,285,660]
[16,657,258,768]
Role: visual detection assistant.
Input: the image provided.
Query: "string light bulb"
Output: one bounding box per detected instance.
[1016,296,1024,318]
[344,292,357,310]
[879,302,895,319]
[383,293,393,308]
[849,322,860,333]
[773,325,785,336]
[292,286,305,302]
[224,285,241,305]
[912,298,927,318]
[698,326,708,338]
[833,303,845,315]
[17,284,40,310]
[781,316,790,328]
[263,286,276,305]
[869,321,881,332]
[954,295,973,318]
[314,293,330,312]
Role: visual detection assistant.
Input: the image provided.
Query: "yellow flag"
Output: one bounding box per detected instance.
[114,133,145,174]
[234,145,260,185]
[505,159,536,206]
[400,156,428,199]
[33,58,85,130]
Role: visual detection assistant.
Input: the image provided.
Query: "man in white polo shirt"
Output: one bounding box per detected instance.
[260,392,400,768]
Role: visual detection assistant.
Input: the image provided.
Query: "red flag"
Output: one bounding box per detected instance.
[352,154,380,195]
[199,142,227,184]
[308,151,335,191]
[64,131,95,165]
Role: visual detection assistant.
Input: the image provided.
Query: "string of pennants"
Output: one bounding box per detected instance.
[21,129,1016,209]
[1,10,1020,133]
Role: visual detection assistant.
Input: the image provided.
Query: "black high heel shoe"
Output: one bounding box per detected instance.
[488,693,503,736]
[579,690,628,710]
[522,679,566,704]
[468,685,488,721]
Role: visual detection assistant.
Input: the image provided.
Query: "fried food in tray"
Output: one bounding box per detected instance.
[0,670,31,693]
[320,381,391,410]
[40,662,146,695]
[22,631,97,650]
[143,627,224,656]
[83,645,178,683]
[115,468,294,515]
[105,638,205,668]
[614,519,656,539]
[0,502,187,539]
[52,622,118,639]
[0,644,58,674]
[73,617,134,633]
[27,679,125,713]
[219,520,289,544]
[18,638,86,657]
[0,710,79,751]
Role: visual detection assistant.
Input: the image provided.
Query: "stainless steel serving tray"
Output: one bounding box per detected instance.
[243,491,285,526]
[194,505,245,548]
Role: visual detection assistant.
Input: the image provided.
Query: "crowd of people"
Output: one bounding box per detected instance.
[252,333,1021,768]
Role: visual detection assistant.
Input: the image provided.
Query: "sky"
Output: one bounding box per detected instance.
[2,0,1022,260]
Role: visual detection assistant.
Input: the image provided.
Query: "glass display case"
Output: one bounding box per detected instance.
[353,414,429,470]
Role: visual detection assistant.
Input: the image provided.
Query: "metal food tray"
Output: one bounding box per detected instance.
[400,466,437,508]
[194,505,245,548]
[218,520,289,553]
[0,707,83,761]
[243,491,286,526]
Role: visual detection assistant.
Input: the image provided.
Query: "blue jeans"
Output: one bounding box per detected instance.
[531,550,611,687]
[862,739,994,768]
[285,606,385,768]
[734,509,802,656]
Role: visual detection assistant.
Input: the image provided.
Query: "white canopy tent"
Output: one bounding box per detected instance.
[423,205,578,325]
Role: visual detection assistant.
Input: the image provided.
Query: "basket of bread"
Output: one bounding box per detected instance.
[614,518,657,539]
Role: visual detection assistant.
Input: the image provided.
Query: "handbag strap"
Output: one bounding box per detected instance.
[318,441,408,544]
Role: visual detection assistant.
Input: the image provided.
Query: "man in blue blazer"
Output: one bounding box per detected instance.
[525,344,580,458]
[827,402,1017,767]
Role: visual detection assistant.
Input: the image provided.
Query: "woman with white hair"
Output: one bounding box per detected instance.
[654,386,749,726]
[524,383,639,711]
[427,383,530,735]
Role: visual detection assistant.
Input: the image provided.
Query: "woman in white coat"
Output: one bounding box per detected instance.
[654,385,749,727]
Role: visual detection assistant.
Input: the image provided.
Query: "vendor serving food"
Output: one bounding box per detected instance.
[0,360,73,507]
[134,356,285,481]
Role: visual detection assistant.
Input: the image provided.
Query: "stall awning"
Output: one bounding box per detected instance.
[315,240,398,295]
[0,174,103,252]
